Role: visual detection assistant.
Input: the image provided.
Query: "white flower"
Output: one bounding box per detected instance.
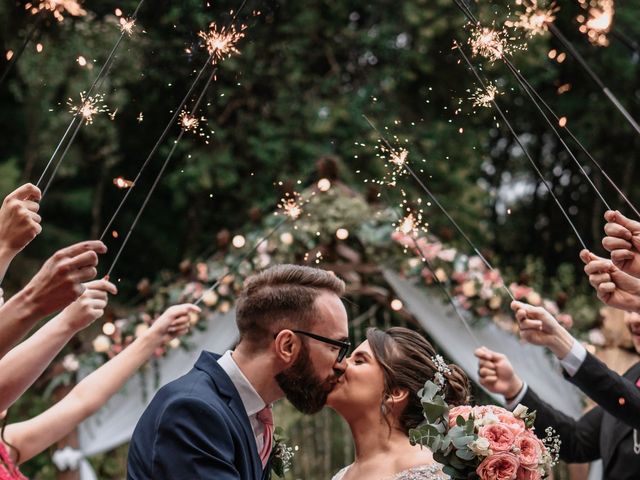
[513,404,529,419]
[62,354,79,372]
[201,290,219,307]
[475,411,499,426]
[92,335,111,353]
[468,437,492,457]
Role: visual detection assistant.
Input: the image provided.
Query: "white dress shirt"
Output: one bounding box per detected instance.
[217,350,267,452]
[507,339,587,409]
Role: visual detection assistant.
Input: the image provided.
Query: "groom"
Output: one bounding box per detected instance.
[127,264,350,479]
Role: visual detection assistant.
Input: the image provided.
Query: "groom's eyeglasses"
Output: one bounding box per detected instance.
[275,330,351,363]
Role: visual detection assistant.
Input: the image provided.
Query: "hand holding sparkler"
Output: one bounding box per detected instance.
[510,301,574,359]
[602,210,640,279]
[580,249,640,312]
[0,183,42,282]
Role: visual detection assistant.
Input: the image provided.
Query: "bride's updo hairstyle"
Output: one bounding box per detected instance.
[366,327,470,434]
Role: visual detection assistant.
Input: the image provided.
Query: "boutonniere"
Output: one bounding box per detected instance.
[271,426,295,477]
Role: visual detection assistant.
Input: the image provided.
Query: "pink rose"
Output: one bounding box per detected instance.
[516,467,542,480]
[391,231,413,247]
[479,424,516,453]
[498,413,526,436]
[509,283,532,300]
[515,432,544,468]
[476,452,520,480]
[449,405,473,427]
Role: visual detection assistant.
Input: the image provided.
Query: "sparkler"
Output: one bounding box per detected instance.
[119,17,136,36]
[104,4,250,276]
[35,0,146,194]
[468,25,509,62]
[198,22,246,64]
[508,0,640,137]
[470,83,500,108]
[378,177,482,346]
[105,70,218,277]
[277,192,306,220]
[453,44,588,252]
[26,0,87,22]
[113,177,134,189]
[99,2,249,244]
[577,0,614,47]
[179,110,201,132]
[507,0,558,37]
[67,91,109,125]
[362,114,517,302]
[452,0,640,217]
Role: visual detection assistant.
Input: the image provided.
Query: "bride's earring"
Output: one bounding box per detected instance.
[380,394,391,415]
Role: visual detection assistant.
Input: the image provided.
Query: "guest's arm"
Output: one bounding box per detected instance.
[0,183,42,283]
[0,240,106,358]
[511,301,640,429]
[2,303,199,464]
[475,347,602,463]
[0,279,117,412]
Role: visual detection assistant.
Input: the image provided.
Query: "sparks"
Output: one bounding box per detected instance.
[577,0,614,46]
[26,0,86,22]
[179,110,200,132]
[507,1,558,37]
[67,92,108,125]
[198,22,246,64]
[390,148,409,167]
[470,83,500,108]
[113,177,134,189]
[468,24,519,62]
[277,192,303,220]
[119,17,136,36]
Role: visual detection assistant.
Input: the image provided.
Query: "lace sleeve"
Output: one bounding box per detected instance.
[391,464,449,480]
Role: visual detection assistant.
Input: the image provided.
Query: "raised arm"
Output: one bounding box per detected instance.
[2,303,199,464]
[0,279,117,412]
[511,300,640,429]
[0,240,106,357]
[0,183,42,283]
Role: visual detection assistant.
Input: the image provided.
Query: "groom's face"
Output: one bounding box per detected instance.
[624,311,640,354]
[276,292,349,414]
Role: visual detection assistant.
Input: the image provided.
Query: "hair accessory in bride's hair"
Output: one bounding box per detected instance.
[431,354,451,391]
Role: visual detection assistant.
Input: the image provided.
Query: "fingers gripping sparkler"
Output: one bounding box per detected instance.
[362,114,517,303]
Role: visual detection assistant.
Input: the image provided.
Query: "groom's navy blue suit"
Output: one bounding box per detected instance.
[127,351,270,480]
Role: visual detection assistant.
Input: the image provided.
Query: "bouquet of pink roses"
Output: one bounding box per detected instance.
[410,381,559,480]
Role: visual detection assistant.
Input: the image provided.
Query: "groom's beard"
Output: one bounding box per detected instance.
[275,344,338,414]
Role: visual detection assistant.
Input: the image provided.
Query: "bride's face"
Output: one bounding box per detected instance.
[326,340,385,415]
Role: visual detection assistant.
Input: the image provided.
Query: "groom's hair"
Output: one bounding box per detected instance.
[235,264,345,348]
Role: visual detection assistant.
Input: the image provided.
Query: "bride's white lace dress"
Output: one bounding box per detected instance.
[331,463,448,480]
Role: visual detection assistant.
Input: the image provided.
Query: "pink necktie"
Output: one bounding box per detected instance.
[256,406,274,468]
[636,377,640,388]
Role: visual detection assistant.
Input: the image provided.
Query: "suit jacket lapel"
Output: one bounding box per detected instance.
[603,362,640,465]
[195,352,263,480]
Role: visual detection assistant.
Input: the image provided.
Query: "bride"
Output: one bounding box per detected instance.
[327,327,470,480]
